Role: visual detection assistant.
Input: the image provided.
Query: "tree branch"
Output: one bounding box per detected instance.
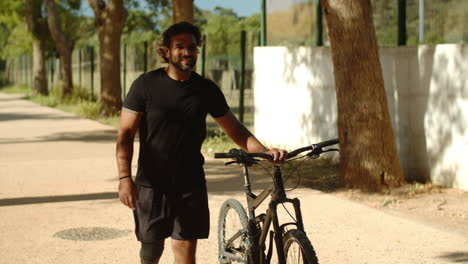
[45,0,73,50]
[87,0,105,18]
[22,0,37,37]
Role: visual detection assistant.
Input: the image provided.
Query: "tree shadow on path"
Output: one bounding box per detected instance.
[437,251,468,263]
[204,159,340,195]
[0,129,117,144]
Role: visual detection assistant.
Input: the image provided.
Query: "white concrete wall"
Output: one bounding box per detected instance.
[253,45,468,190]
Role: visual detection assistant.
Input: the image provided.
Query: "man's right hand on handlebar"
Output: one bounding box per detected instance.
[264,147,288,165]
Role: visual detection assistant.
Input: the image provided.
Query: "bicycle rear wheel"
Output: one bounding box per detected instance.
[283,229,318,264]
[218,199,251,263]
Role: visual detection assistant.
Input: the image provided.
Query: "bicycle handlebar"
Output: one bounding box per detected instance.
[286,138,339,159]
[214,138,339,163]
[214,148,273,161]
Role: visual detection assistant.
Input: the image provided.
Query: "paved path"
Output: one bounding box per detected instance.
[0,92,467,264]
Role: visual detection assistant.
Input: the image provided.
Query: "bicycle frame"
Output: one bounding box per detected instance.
[241,164,305,264]
[218,139,338,264]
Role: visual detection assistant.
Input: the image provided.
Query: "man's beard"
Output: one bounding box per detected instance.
[170,56,196,72]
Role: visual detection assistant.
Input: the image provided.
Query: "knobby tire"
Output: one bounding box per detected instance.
[218,199,251,263]
[283,229,319,264]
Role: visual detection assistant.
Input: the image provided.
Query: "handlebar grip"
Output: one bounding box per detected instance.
[287,146,312,159]
[214,153,231,159]
[287,138,339,159]
[214,150,273,161]
[253,153,273,161]
[315,138,339,148]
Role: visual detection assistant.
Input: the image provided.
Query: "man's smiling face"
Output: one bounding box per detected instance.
[166,33,199,72]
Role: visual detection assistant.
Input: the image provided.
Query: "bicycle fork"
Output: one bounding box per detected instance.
[267,167,307,264]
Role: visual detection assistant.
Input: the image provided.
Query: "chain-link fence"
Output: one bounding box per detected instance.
[266,0,468,46]
[2,0,466,125]
[0,32,257,127]
[2,55,33,88]
[266,0,329,46]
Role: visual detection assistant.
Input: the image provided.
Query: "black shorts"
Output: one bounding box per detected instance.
[133,184,210,242]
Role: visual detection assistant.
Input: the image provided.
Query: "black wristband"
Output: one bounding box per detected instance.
[119,176,132,180]
[261,147,270,153]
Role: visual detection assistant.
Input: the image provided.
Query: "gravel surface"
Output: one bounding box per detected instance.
[1,92,467,264]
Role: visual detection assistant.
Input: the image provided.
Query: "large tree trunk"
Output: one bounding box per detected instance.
[321,0,405,191]
[23,0,48,95]
[31,37,48,95]
[172,0,193,23]
[87,0,126,116]
[45,0,74,97]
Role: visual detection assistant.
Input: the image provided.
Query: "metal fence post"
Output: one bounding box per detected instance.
[316,0,323,46]
[21,54,25,85]
[144,41,148,73]
[201,35,206,77]
[78,48,82,88]
[28,54,32,90]
[239,30,246,123]
[419,0,424,43]
[90,46,94,99]
[57,55,61,82]
[260,0,267,46]
[398,0,407,46]
[50,56,54,91]
[122,42,127,99]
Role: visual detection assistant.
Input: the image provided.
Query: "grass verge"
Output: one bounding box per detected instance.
[0,84,121,128]
[1,84,236,153]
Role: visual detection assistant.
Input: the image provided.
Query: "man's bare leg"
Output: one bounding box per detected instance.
[171,239,197,264]
[140,240,165,264]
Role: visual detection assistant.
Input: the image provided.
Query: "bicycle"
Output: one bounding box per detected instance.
[214,139,339,264]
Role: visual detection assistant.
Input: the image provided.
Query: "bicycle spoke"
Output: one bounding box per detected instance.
[218,199,250,263]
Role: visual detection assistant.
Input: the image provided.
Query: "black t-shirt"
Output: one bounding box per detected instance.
[123,68,229,192]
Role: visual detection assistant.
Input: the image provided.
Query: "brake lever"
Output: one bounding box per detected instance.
[307,147,323,157]
[224,159,260,167]
[323,148,339,152]
[306,147,339,159]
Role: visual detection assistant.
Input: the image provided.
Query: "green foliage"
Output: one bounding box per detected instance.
[55,0,88,44]
[125,9,157,32]
[0,84,30,93]
[0,0,31,59]
[202,128,236,154]
[77,100,100,119]
[64,0,81,10]
[371,0,468,45]
[199,7,260,68]
[4,83,115,123]
[143,0,170,12]
[27,84,95,107]
[0,23,32,58]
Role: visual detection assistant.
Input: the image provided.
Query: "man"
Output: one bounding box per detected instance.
[116,22,286,264]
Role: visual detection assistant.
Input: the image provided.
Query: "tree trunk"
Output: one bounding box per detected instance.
[321,0,405,191]
[172,0,193,23]
[45,0,74,97]
[31,37,48,95]
[23,0,48,95]
[87,0,126,116]
[98,30,123,115]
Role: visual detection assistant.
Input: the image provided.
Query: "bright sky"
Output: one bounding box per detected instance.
[195,0,261,17]
[82,0,262,18]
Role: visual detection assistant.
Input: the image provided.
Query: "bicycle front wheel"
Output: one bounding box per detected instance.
[218,199,251,264]
[283,229,318,264]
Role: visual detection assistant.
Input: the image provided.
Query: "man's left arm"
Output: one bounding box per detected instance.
[213,110,287,163]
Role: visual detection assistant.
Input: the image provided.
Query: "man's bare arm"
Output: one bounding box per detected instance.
[116,108,141,209]
[213,110,287,163]
[116,108,141,177]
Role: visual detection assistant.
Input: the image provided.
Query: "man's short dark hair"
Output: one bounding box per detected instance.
[158,22,202,63]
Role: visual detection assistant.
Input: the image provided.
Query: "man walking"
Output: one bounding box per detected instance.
[116,22,286,264]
